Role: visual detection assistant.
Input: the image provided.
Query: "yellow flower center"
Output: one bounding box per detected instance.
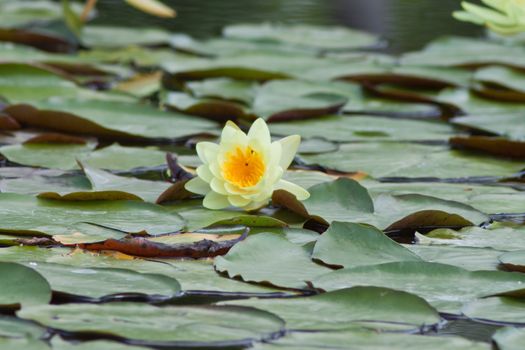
[222,146,265,188]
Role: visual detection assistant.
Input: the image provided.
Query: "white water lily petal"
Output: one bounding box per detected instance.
[125,0,176,18]
[278,135,300,169]
[247,118,271,145]
[196,142,220,164]
[276,179,311,200]
[228,195,252,207]
[210,177,228,195]
[203,191,230,209]
[196,165,213,182]
[184,177,210,195]
[243,199,271,211]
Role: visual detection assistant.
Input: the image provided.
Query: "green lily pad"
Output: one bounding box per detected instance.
[499,250,525,272]
[186,78,257,104]
[475,66,525,95]
[18,303,285,345]
[0,63,79,103]
[0,246,286,295]
[0,0,83,28]
[26,262,181,301]
[0,193,185,236]
[0,315,46,339]
[224,286,439,331]
[0,173,91,195]
[312,222,421,268]
[300,142,524,179]
[420,224,525,251]
[0,338,49,350]
[275,178,487,229]
[493,327,525,350]
[452,113,525,141]
[271,114,456,142]
[252,330,489,350]
[364,180,525,215]
[407,245,503,271]
[0,262,51,309]
[311,261,525,313]
[223,23,379,50]
[0,143,95,170]
[80,164,171,202]
[0,143,169,171]
[462,297,525,325]
[82,26,172,48]
[51,337,150,350]
[401,36,525,69]
[215,232,331,290]
[6,99,218,140]
[168,200,287,231]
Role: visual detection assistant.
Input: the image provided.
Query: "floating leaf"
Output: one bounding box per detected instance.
[252,330,489,350]
[300,142,524,179]
[499,250,525,272]
[225,286,439,332]
[223,23,379,50]
[0,262,51,309]
[493,327,525,350]
[274,178,487,230]
[0,193,185,236]
[18,303,286,345]
[26,262,181,302]
[463,297,525,325]
[312,261,525,313]
[312,222,422,268]
[215,232,331,290]
[5,99,217,141]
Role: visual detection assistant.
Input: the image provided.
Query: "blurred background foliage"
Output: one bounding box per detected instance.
[91,0,484,53]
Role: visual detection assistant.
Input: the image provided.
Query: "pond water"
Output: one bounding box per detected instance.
[94,0,484,53]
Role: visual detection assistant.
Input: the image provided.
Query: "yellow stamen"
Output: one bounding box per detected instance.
[222,146,265,188]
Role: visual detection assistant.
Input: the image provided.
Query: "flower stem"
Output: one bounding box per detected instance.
[80,0,98,22]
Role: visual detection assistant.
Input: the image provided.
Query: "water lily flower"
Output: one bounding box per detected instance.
[185,118,310,210]
[453,0,525,35]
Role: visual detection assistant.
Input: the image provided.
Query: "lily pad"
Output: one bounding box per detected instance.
[224,286,439,331]
[462,297,525,325]
[215,232,331,290]
[18,303,286,345]
[300,142,524,179]
[0,315,46,339]
[0,193,185,236]
[499,250,525,272]
[401,36,525,69]
[223,23,379,50]
[312,222,421,268]
[0,262,51,309]
[251,330,489,350]
[420,224,525,251]
[26,262,181,302]
[311,261,525,313]
[274,178,488,230]
[493,327,525,350]
[5,99,217,140]
[270,114,456,142]
[407,245,503,271]
[0,63,80,103]
[0,246,285,295]
[82,26,172,48]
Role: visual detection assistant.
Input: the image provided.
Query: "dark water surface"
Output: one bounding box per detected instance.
[94,0,484,53]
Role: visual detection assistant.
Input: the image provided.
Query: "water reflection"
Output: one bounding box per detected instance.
[94,0,483,53]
